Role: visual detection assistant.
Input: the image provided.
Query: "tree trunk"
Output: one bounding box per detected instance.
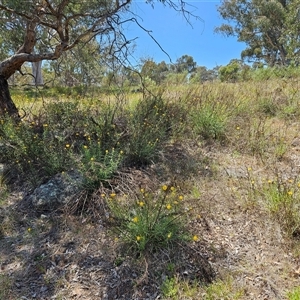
[0,75,20,118]
[32,60,44,86]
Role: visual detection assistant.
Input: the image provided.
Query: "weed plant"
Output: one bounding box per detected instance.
[106,185,188,254]
[245,167,300,238]
[260,178,300,237]
[81,146,123,190]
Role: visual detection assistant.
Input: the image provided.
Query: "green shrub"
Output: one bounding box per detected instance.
[0,116,74,185]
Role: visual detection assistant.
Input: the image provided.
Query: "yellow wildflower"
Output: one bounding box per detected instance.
[110,193,116,198]
[178,195,184,201]
[65,144,70,148]
[192,235,199,242]
[139,201,145,207]
[132,216,139,223]
[166,203,172,210]
[136,236,141,241]
[162,185,168,191]
[287,191,293,196]
[167,232,172,239]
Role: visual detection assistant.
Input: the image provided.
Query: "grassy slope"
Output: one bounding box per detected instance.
[1,79,300,299]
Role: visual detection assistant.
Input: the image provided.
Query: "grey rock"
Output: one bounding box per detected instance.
[29,170,84,209]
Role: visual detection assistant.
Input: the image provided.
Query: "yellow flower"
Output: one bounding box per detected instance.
[140,188,145,194]
[162,185,168,191]
[236,126,240,130]
[170,186,175,191]
[27,228,32,233]
[105,150,109,154]
[136,236,141,241]
[167,232,172,239]
[90,157,95,161]
[132,216,139,223]
[192,235,199,242]
[110,193,116,198]
[178,195,184,201]
[120,150,124,155]
[268,180,273,184]
[139,201,145,207]
[65,144,70,148]
[166,203,172,210]
[43,124,48,127]
[287,191,293,196]
[247,167,252,171]
[83,145,88,149]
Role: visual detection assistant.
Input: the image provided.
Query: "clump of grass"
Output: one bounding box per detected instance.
[258,97,278,117]
[106,185,189,254]
[203,277,244,300]
[191,104,228,141]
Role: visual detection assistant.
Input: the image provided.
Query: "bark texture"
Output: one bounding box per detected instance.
[0,75,20,118]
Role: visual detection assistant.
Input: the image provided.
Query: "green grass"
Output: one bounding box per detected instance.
[287,286,300,300]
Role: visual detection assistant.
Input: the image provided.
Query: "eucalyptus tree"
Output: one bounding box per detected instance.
[172,54,196,73]
[215,0,300,66]
[0,0,191,118]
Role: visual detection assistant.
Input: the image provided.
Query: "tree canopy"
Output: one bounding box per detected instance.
[0,0,191,117]
[216,0,300,66]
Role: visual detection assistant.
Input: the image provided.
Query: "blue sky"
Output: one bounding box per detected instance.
[126,0,246,69]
